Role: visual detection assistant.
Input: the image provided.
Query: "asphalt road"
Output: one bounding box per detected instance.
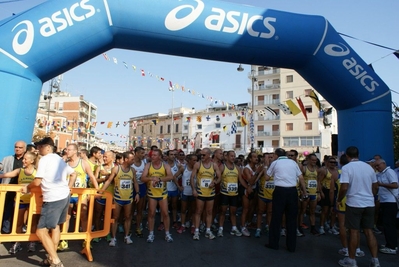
[1,215,398,267]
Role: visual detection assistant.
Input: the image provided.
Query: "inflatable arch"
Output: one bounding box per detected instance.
[0,0,393,162]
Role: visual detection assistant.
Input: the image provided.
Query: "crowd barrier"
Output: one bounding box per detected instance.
[0,185,114,261]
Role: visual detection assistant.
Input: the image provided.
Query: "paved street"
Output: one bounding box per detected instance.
[1,214,398,267]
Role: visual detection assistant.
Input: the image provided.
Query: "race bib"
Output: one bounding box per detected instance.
[120,180,131,189]
[265,181,275,190]
[136,171,143,182]
[308,180,317,189]
[185,179,191,186]
[154,181,164,188]
[227,182,238,192]
[201,178,212,188]
[74,179,81,188]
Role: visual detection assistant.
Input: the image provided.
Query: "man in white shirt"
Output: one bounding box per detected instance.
[25,137,76,267]
[337,146,380,267]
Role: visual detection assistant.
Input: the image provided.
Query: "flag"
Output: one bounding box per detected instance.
[186,117,191,122]
[123,121,128,127]
[223,125,227,132]
[132,65,136,70]
[230,121,237,134]
[241,117,248,126]
[102,53,109,60]
[196,116,202,122]
[209,132,214,141]
[296,97,308,121]
[394,50,399,59]
[160,77,165,81]
[86,121,90,129]
[277,103,292,115]
[100,121,105,125]
[257,109,265,117]
[141,69,145,76]
[152,119,158,125]
[115,121,120,128]
[181,86,185,92]
[308,90,322,111]
[113,57,117,64]
[123,61,128,69]
[206,115,211,121]
[169,81,173,91]
[92,121,97,127]
[286,99,301,116]
[107,122,113,128]
[265,106,277,116]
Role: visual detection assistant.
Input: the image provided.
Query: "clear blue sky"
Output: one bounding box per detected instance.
[1,0,398,143]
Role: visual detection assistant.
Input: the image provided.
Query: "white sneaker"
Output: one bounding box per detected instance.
[165,234,173,243]
[319,227,325,235]
[109,238,116,247]
[193,232,200,240]
[124,235,133,244]
[379,247,397,255]
[338,248,349,256]
[217,229,223,237]
[9,242,22,254]
[369,258,381,267]
[338,257,357,267]
[205,231,215,240]
[356,249,365,257]
[241,227,250,237]
[230,228,242,236]
[280,228,286,237]
[2,220,10,233]
[185,221,191,228]
[296,229,304,237]
[147,234,155,243]
[329,228,339,235]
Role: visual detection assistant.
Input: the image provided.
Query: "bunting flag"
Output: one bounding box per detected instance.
[206,115,211,121]
[102,53,109,60]
[286,99,301,116]
[141,69,145,76]
[265,106,277,116]
[241,116,248,126]
[209,131,214,140]
[107,122,113,128]
[308,90,322,111]
[394,50,399,59]
[169,81,173,91]
[115,121,120,128]
[223,125,227,132]
[296,97,308,121]
[113,57,117,64]
[152,119,158,125]
[277,103,292,115]
[123,121,128,127]
[132,65,136,70]
[323,107,333,127]
[100,122,105,125]
[196,116,202,122]
[257,109,265,117]
[86,121,90,129]
[230,121,237,134]
[123,61,128,69]
[92,122,97,127]
[186,117,191,122]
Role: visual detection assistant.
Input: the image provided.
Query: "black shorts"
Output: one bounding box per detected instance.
[197,195,215,202]
[345,205,375,230]
[320,187,335,207]
[220,194,239,207]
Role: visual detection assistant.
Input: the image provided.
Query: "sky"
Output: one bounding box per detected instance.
[1,0,398,144]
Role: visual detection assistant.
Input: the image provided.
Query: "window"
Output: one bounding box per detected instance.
[133,129,136,134]
[141,126,144,133]
[236,121,242,127]
[257,125,264,131]
[258,95,264,105]
[286,91,293,99]
[235,134,241,148]
[175,124,179,133]
[160,126,163,134]
[283,137,299,146]
[286,123,293,131]
[215,123,221,128]
[286,75,293,83]
[300,137,313,146]
[149,125,152,133]
[304,89,312,96]
[304,122,312,130]
[305,105,312,113]
[167,124,171,134]
[272,140,280,147]
[197,124,202,130]
[183,125,188,131]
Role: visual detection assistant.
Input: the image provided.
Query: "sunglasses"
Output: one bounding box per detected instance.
[287,154,295,157]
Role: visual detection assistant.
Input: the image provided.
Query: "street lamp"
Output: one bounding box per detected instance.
[237,64,256,152]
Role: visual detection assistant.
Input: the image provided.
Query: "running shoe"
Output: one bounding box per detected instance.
[319,227,325,235]
[177,225,185,234]
[190,225,195,235]
[2,220,10,233]
[199,223,205,233]
[211,224,218,232]
[296,229,304,237]
[369,258,381,267]
[165,234,174,243]
[280,228,286,237]
[300,223,308,229]
[217,229,223,237]
[241,227,250,237]
[22,225,27,233]
[355,249,365,257]
[106,233,112,242]
[264,225,269,234]
[27,242,36,252]
[372,226,382,235]
[379,247,397,255]
[173,221,179,229]
[230,228,242,236]
[57,240,68,251]
[329,228,339,235]
[255,229,261,238]
[205,231,215,240]
[193,232,200,240]
[9,242,22,254]
[147,234,155,243]
[158,222,165,231]
[109,238,116,247]
[338,257,357,267]
[92,237,101,243]
[185,221,191,228]
[124,235,133,244]
[338,248,349,256]
[311,228,320,236]
[135,228,144,238]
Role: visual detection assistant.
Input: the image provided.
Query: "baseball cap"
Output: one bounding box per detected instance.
[34,137,55,147]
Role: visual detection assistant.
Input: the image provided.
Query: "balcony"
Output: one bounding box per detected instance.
[248,84,280,93]
[257,99,280,106]
[249,68,280,78]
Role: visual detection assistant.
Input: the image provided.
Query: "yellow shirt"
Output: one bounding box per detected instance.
[220,164,239,196]
[88,159,98,188]
[259,174,274,200]
[304,166,318,195]
[69,159,87,197]
[101,163,115,199]
[196,161,215,197]
[114,166,134,201]
[321,169,333,189]
[18,168,36,203]
[147,163,167,199]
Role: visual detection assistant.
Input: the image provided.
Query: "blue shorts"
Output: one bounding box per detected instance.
[259,196,272,204]
[168,190,179,198]
[70,197,78,204]
[115,199,133,206]
[309,195,317,201]
[134,183,147,199]
[19,203,29,209]
[96,198,106,205]
[181,194,195,202]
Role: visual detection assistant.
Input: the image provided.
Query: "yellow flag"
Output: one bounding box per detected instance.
[241,117,248,126]
[286,100,301,116]
[309,90,322,111]
[107,122,113,128]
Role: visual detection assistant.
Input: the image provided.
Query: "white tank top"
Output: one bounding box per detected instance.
[131,160,145,185]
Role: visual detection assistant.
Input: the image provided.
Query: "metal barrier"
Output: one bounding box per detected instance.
[0,185,114,262]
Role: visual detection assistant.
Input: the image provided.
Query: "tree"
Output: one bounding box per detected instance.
[392,102,399,161]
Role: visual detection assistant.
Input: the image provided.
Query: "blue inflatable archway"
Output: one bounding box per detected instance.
[0,0,392,162]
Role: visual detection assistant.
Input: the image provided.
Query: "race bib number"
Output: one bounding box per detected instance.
[136,171,143,182]
[74,179,81,188]
[227,183,238,192]
[120,180,131,189]
[185,179,191,186]
[308,180,317,189]
[154,181,164,188]
[265,181,275,190]
[201,178,212,188]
